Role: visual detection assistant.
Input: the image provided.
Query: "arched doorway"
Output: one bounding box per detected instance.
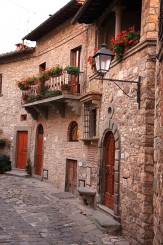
[103,131,115,210]
[35,124,43,176]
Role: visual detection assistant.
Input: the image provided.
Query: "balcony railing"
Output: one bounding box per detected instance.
[21,71,83,104]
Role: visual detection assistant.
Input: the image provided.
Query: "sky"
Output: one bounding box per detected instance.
[0,0,70,53]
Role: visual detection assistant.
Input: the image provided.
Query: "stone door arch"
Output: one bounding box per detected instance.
[98,119,121,217]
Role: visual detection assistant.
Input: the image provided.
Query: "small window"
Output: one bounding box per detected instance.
[20,114,27,121]
[0,74,2,94]
[39,62,46,74]
[68,121,79,142]
[84,102,97,138]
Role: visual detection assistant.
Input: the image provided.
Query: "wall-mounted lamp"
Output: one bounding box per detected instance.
[93,43,141,109]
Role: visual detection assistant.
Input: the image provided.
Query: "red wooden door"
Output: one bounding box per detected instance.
[104,132,115,209]
[35,125,43,176]
[16,131,28,169]
[66,160,77,194]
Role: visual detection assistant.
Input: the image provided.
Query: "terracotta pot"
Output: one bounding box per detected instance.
[62,90,70,95]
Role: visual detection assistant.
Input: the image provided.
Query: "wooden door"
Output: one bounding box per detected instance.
[71,48,81,94]
[35,125,43,176]
[66,160,77,194]
[103,132,115,209]
[16,131,28,169]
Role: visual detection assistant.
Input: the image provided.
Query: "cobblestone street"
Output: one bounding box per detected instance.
[0,175,131,245]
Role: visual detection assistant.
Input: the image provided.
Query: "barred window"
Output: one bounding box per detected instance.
[84,102,97,138]
[159,0,163,42]
[0,74,2,94]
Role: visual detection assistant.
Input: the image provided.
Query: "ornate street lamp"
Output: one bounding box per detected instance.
[93,44,141,109]
[93,43,114,76]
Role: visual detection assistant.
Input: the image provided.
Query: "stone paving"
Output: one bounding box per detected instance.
[0,175,131,245]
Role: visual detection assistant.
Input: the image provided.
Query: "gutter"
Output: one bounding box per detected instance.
[71,0,93,24]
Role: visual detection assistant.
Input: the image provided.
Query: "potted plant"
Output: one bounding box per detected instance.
[39,69,51,82]
[0,137,11,148]
[61,84,71,94]
[50,66,63,77]
[111,26,140,60]
[64,66,79,76]
[0,153,11,174]
[26,159,32,176]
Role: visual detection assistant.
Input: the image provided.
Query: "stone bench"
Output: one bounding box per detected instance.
[77,187,96,207]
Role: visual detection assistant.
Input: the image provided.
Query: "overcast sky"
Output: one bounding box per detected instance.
[0,0,69,53]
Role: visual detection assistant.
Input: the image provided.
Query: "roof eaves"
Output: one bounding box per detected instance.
[71,0,93,24]
[23,0,80,41]
[0,48,35,60]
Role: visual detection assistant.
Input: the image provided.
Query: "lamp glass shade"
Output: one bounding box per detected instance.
[95,54,112,74]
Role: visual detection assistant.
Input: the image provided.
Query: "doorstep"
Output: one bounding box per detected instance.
[91,209,121,233]
[5,168,29,178]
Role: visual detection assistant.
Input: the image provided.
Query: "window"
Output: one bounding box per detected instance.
[84,102,97,138]
[159,0,163,42]
[20,114,27,121]
[0,74,2,94]
[39,62,46,74]
[70,47,81,94]
[71,47,81,68]
[68,121,79,142]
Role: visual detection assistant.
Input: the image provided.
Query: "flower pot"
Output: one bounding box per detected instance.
[62,90,71,95]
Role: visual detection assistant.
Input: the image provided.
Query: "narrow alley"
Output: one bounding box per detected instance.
[0,175,131,245]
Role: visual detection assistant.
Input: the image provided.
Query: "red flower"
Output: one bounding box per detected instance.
[128,40,133,44]
[87,55,92,62]
[134,40,139,44]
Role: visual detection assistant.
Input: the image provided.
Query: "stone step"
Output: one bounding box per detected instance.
[5,168,29,178]
[92,210,121,233]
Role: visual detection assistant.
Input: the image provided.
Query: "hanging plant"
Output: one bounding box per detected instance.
[64,66,79,76]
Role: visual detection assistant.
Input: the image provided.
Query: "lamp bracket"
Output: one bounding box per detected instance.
[93,75,141,109]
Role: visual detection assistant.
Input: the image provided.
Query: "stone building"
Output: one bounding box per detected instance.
[154,0,163,244]
[0,0,162,244]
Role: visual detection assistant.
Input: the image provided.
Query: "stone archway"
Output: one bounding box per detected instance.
[98,118,121,217]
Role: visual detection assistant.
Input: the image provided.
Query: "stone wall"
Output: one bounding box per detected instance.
[96,41,156,244]
[0,0,161,243]
[154,59,163,244]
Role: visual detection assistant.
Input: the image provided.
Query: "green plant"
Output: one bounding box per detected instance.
[26,76,38,84]
[64,66,79,76]
[0,154,11,174]
[27,94,41,103]
[0,137,11,148]
[26,159,32,175]
[50,66,63,77]
[61,84,71,91]
[39,69,51,82]
[45,90,62,98]
[111,26,140,60]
